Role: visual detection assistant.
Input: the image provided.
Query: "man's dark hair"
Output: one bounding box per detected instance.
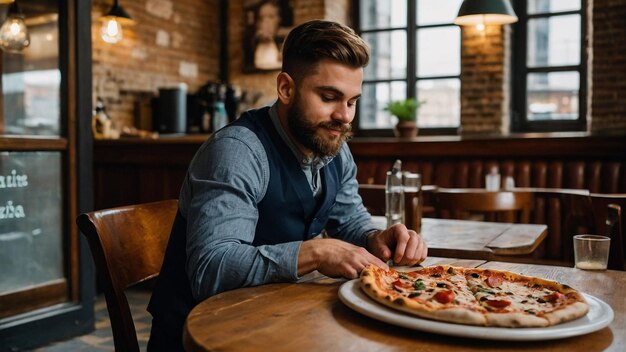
[281,20,370,83]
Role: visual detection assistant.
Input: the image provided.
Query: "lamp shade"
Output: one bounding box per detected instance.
[454,0,518,26]
[101,0,135,25]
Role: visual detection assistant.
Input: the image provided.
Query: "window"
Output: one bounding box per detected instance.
[0,1,72,320]
[2,14,60,136]
[512,0,587,132]
[0,1,94,348]
[357,0,462,135]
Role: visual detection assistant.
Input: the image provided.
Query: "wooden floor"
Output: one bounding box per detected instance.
[33,288,152,351]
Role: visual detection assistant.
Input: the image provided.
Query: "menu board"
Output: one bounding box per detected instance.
[0,152,63,294]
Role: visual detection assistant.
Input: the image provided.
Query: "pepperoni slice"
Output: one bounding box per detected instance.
[434,290,455,304]
[486,299,511,308]
[544,292,565,302]
[486,274,503,288]
[392,279,413,290]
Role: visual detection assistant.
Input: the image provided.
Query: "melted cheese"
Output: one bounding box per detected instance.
[466,274,564,315]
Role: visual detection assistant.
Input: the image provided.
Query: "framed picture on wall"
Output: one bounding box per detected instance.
[243,0,294,73]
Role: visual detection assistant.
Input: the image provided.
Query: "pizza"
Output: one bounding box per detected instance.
[360,264,589,327]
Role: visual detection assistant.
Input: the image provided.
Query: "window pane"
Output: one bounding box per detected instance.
[528,0,580,14]
[360,0,407,30]
[417,0,463,26]
[2,13,60,136]
[363,31,407,80]
[527,72,579,120]
[0,152,63,294]
[360,81,407,129]
[417,78,460,128]
[417,27,460,77]
[527,15,580,67]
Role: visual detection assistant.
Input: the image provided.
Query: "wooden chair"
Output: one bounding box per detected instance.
[433,188,535,223]
[556,192,626,270]
[589,194,626,270]
[509,188,591,262]
[606,203,625,270]
[76,199,178,352]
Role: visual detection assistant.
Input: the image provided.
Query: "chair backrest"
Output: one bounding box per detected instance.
[77,199,178,352]
[551,191,626,270]
[590,194,626,270]
[606,204,625,270]
[559,192,595,263]
[434,188,534,223]
[515,188,591,261]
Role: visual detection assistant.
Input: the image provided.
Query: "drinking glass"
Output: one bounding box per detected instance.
[573,234,611,270]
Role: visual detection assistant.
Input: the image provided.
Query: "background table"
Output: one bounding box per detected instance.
[184,258,623,351]
[373,217,547,259]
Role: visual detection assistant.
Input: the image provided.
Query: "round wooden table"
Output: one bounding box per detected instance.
[183,259,620,351]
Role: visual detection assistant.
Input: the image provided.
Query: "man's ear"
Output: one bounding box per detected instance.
[277,72,295,105]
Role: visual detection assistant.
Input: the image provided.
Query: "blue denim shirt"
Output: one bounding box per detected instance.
[180,103,381,301]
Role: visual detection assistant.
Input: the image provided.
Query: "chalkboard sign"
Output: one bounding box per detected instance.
[0,152,63,294]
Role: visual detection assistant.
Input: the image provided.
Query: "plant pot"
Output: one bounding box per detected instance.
[394,121,418,138]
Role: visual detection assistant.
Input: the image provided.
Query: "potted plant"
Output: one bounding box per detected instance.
[385,98,424,138]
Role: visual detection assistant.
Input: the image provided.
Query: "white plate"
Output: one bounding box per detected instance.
[338,279,613,341]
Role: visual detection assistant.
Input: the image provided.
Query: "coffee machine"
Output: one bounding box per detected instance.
[187,81,241,133]
[153,84,187,134]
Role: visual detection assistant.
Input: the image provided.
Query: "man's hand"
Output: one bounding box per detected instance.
[298,238,389,279]
[366,224,427,266]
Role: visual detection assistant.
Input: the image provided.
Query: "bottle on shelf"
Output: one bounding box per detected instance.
[485,165,501,191]
[92,97,117,139]
[212,84,228,132]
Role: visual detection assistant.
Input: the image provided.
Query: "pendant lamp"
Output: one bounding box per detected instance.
[0,1,30,53]
[454,0,518,31]
[100,0,135,43]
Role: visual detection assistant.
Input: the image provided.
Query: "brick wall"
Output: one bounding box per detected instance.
[92,0,220,128]
[590,0,626,131]
[459,25,509,134]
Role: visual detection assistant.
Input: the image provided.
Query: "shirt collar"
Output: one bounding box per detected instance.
[268,103,334,170]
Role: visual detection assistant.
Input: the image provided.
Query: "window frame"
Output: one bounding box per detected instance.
[354,0,460,136]
[0,1,94,343]
[511,0,588,132]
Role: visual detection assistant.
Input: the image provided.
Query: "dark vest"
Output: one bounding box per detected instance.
[235,108,343,243]
[147,107,343,345]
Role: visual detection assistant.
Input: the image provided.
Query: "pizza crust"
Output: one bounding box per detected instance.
[486,311,549,327]
[542,301,589,325]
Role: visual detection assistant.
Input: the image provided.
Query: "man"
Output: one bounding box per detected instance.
[147,20,427,351]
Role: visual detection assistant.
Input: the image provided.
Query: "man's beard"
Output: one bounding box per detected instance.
[287,95,353,157]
